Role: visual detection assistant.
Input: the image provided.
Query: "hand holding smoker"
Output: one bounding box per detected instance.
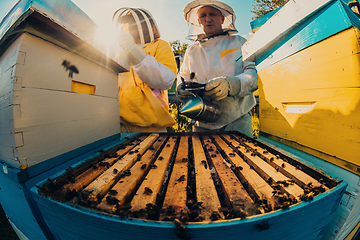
[178,73,221,123]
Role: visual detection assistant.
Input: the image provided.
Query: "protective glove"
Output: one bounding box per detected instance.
[118,31,146,66]
[176,82,192,101]
[204,76,241,101]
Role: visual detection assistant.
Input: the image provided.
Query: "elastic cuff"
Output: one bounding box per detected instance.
[226,76,241,96]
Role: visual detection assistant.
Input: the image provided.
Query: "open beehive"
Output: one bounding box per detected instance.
[37,132,340,225]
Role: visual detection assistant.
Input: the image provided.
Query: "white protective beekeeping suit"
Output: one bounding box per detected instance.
[177,0,258,135]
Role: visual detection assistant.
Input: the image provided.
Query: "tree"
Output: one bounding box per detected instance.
[169,40,188,55]
[252,0,289,19]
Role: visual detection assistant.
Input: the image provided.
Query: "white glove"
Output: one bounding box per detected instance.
[118,31,146,66]
[118,31,135,50]
[204,76,241,101]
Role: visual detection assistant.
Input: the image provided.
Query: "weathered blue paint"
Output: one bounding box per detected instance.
[0,133,126,240]
[31,180,347,240]
[250,7,282,32]
[254,0,360,71]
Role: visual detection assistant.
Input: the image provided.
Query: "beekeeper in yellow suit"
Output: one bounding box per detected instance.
[177,0,258,136]
[113,8,177,132]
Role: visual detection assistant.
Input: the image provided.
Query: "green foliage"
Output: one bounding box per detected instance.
[167,102,193,133]
[252,0,289,19]
[251,105,260,138]
[169,40,188,55]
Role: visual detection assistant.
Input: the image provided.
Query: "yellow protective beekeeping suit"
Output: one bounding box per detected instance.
[119,39,177,132]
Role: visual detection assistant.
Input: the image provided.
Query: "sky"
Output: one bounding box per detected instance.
[0,0,256,44]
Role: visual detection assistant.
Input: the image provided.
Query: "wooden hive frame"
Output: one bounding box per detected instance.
[38,132,339,224]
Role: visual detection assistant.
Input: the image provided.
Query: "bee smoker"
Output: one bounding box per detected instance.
[179,79,221,123]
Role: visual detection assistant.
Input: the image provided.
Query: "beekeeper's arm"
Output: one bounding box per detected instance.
[204,61,258,101]
[175,48,193,101]
[118,31,176,90]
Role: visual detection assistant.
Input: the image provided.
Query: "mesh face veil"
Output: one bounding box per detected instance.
[183,0,237,41]
[113,7,160,45]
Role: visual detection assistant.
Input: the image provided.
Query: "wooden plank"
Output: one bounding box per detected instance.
[252,1,352,71]
[15,87,120,168]
[222,134,303,201]
[130,136,178,212]
[19,33,119,97]
[82,133,159,202]
[213,134,277,211]
[57,136,148,201]
[192,135,223,221]
[96,136,167,213]
[243,0,333,62]
[237,136,326,190]
[160,136,189,219]
[202,135,256,216]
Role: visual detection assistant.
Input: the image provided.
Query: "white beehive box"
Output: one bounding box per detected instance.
[0,0,126,171]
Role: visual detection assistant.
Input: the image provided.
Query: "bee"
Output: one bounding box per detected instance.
[229,152,236,157]
[109,152,119,158]
[141,164,147,169]
[113,168,118,174]
[66,174,75,183]
[181,158,188,162]
[106,196,119,205]
[276,155,280,159]
[124,169,131,176]
[190,72,196,80]
[99,161,110,167]
[144,187,153,195]
[211,154,217,158]
[270,157,274,162]
[281,163,286,168]
[177,175,186,182]
[257,206,265,214]
[158,156,164,160]
[236,166,243,171]
[263,150,268,154]
[281,201,290,209]
[166,144,170,147]
[62,60,79,78]
[201,160,208,169]
[166,205,176,215]
[108,189,118,195]
[149,164,157,169]
[174,218,186,232]
[210,211,222,221]
[239,209,249,219]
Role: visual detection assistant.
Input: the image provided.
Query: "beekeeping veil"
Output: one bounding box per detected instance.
[113,7,160,45]
[183,0,237,41]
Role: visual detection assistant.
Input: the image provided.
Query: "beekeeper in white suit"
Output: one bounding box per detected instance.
[177,0,258,135]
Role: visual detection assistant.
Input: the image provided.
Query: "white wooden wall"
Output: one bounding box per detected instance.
[0,33,120,169]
